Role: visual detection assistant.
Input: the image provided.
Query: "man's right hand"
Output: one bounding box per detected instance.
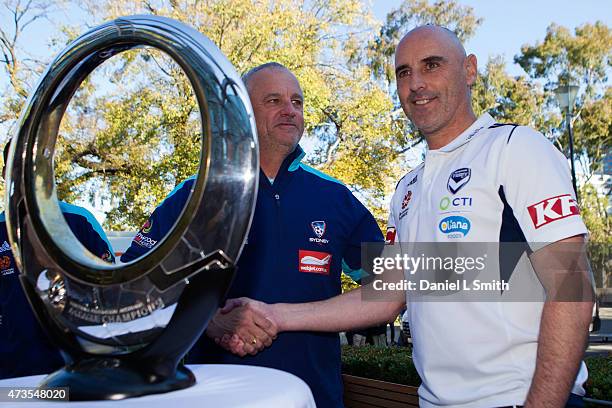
[211,289,404,356]
[206,298,278,356]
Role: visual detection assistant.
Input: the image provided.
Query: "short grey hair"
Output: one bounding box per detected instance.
[242,62,289,90]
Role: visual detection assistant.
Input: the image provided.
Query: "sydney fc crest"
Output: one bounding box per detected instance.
[311,221,326,238]
[447,168,471,194]
[310,221,329,244]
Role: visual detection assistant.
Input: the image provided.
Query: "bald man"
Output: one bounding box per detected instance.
[222,27,593,408]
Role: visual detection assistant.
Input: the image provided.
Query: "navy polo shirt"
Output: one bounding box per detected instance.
[0,202,114,379]
[121,146,383,407]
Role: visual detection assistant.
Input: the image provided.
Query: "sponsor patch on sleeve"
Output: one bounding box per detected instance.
[298,250,331,275]
[527,194,580,229]
[385,227,396,245]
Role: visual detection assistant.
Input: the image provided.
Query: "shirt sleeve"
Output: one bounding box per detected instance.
[499,126,587,247]
[60,203,115,263]
[385,194,398,245]
[120,178,194,263]
[341,200,384,282]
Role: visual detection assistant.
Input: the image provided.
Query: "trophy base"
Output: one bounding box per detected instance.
[39,358,195,401]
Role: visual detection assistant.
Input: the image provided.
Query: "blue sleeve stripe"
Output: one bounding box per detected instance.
[342,259,367,282]
[0,212,5,222]
[156,175,197,209]
[58,201,113,252]
[299,164,344,186]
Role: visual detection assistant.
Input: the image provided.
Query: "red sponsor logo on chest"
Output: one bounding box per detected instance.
[298,250,332,275]
[527,194,580,229]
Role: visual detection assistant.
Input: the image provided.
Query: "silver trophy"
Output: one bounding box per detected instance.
[4,15,258,400]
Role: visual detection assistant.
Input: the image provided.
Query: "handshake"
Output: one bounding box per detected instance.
[205,298,281,356]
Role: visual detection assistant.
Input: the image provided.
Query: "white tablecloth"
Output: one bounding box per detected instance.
[0,365,316,407]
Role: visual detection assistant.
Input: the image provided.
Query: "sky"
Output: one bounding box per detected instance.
[371,0,611,77]
[1,0,610,226]
[3,0,610,81]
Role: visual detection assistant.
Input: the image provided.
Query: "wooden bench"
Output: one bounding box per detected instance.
[343,374,420,407]
[589,333,612,343]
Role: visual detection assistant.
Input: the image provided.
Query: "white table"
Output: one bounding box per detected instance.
[0,365,316,407]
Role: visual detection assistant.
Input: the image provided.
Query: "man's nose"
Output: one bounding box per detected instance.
[408,71,426,93]
[280,100,297,116]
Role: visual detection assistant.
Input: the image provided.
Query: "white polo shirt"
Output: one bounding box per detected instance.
[387,113,588,407]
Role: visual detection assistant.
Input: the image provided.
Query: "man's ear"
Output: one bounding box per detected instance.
[465,54,478,87]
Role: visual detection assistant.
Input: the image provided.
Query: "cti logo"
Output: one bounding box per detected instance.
[528,194,580,229]
[439,196,472,210]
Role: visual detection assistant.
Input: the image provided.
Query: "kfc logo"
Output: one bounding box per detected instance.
[299,250,331,275]
[528,194,580,229]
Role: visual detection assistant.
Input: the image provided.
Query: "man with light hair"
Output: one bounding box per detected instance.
[121,62,384,408]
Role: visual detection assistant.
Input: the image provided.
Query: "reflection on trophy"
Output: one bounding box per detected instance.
[4,15,258,400]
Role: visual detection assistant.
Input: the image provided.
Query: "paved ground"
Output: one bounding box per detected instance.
[587,306,612,356]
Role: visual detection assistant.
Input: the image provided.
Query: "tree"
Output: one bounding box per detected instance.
[362,0,483,88]
[515,22,611,98]
[74,0,484,229]
[471,57,555,132]
[0,0,56,122]
[44,0,379,229]
[515,21,611,177]
[1,0,66,215]
[573,89,612,175]
[53,48,201,230]
[579,183,611,292]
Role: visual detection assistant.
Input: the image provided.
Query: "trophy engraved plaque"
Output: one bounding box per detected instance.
[4,15,258,400]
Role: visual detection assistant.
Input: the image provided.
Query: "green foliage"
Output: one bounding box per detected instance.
[342,346,612,401]
[584,354,612,401]
[472,57,555,131]
[53,48,200,229]
[1,1,609,242]
[363,0,482,86]
[515,21,611,175]
[341,345,421,387]
[515,22,611,95]
[341,273,359,293]
[50,0,379,229]
[580,184,611,291]
[574,89,612,171]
